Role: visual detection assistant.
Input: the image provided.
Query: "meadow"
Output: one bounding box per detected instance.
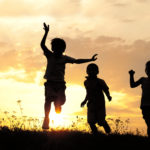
[0,109,150,150]
[0,100,149,150]
[0,125,150,150]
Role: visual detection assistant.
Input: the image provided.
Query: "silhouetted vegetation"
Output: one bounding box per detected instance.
[0,126,150,150]
[0,112,149,150]
[0,101,149,149]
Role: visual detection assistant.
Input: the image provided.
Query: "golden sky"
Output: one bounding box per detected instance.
[0,0,150,131]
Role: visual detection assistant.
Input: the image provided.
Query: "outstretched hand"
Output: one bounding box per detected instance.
[108,96,112,102]
[129,70,135,75]
[91,54,98,61]
[81,101,86,107]
[43,22,49,32]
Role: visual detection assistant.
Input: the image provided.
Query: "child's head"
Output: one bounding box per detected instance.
[145,61,150,77]
[86,63,99,77]
[51,38,66,55]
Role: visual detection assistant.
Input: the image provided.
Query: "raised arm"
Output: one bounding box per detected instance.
[40,23,51,55]
[129,70,142,88]
[74,54,98,64]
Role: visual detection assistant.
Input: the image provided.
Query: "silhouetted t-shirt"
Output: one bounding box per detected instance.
[84,77,109,108]
[140,77,150,108]
[44,51,76,82]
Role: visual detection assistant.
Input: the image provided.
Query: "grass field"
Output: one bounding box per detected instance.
[0,126,150,150]
[0,104,149,150]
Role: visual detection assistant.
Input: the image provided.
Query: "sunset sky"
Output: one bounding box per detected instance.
[0,0,150,132]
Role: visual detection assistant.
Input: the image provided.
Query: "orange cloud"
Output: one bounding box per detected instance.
[0,0,81,17]
[0,35,150,89]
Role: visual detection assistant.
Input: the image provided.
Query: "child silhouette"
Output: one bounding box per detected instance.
[41,23,98,129]
[129,61,150,138]
[81,63,112,134]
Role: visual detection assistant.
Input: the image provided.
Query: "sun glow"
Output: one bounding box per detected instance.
[49,105,66,128]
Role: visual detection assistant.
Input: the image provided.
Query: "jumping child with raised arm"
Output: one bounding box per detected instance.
[129,61,150,138]
[41,23,98,129]
[81,63,112,134]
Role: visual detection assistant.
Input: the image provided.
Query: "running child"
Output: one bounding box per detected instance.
[81,63,112,134]
[41,23,98,129]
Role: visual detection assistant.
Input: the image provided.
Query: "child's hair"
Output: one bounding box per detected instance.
[51,38,66,53]
[145,60,150,76]
[86,63,99,76]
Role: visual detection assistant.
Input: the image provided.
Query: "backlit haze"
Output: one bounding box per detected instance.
[0,0,150,133]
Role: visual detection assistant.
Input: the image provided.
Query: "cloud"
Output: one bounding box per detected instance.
[113,3,127,7]
[0,50,19,71]
[95,36,125,44]
[136,0,148,3]
[121,19,135,23]
[0,0,81,17]
[1,0,150,42]
[0,0,34,17]
[107,107,137,116]
[0,48,45,83]
[46,0,81,17]
[0,41,8,47]
[1,35,150,89]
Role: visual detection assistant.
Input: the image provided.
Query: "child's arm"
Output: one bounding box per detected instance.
[129,70,142,88]
[74,54,98,64]
[81,95,88,107]
[40,23,51,55]
[100,80,112,101]
[104,90,112,101]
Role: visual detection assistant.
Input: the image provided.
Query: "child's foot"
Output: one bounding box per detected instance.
[55,106,61,114]
[103,122,111,134]
[42,117,49,129]
[89,124,98,135]
[147,128,150,139]
[91,130,99,135]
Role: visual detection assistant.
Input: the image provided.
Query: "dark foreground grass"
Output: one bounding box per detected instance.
[0,127,150,150]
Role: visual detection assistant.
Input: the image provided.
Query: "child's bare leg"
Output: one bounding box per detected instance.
[89,123,98,134]
[42,100,51,129]
[142,108,150,138]
[54,90,66,114]
[44,100,51,118]
[54,103,61,114]
[102,120,111,134]
[144,118,150,137]
[54,100,62,114]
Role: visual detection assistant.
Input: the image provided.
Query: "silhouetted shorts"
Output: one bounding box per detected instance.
[87,103,106,125]
[142,106,150,121]
[44,81,66,106]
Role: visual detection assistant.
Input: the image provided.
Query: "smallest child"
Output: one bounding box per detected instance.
[81,63,112,134]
